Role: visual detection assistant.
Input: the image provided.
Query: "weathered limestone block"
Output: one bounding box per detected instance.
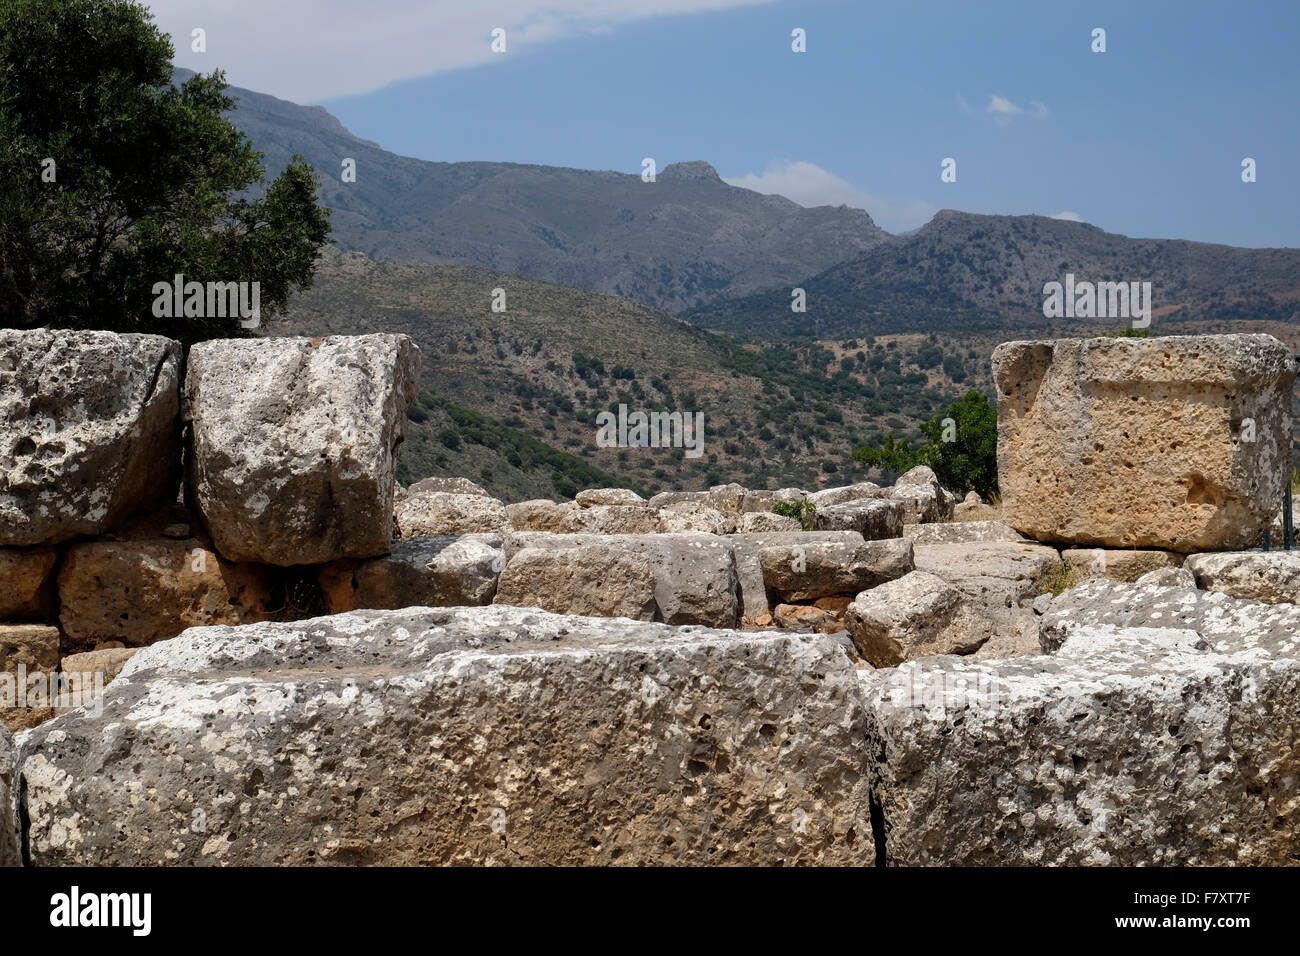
[0,546,58,619]
[504,533,739,628]
[812,499,904,540]
[994,334,1295,551]
[17,607,874,865]
[656,501,733,535]
[728,531,868,622]
[504,500,663,534]
[739,488,807,514]
[406,476,490,498]
[1135,566,1197,588]
[953,491,1000,522]
[575,488,644,507]
[184,334,420,565]
[847,571,990,666]
[57,537,273,648]
[320,535,504,612]
[0,329,181,546]
[60,647,140,694]
[737,512,802,533]
[887,466,953,524]
[494,548,657,619]
[903,520,1027,545]
[18,647,143,732]
[967,608,1043,661]
[808,482,882,509]
[506,499,579,532]
[646,490,710,510]
[913,540,1061,607]
[573,504,662,535]
[862,624,1300,865]
[759,537,913,602]
[1183,551,1300,605]
[647,485,747,516]
[1040,578,1300,657]
[705,483,747,516]
[1061,547,1183,584]
[396,491,509,538]
[0,624,59,674]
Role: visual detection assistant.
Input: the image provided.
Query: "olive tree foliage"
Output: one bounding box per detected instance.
[0,0,330,343]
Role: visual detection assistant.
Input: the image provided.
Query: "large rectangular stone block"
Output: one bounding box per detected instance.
[17,607,873,865]
[57,537,273,648]
[503,532,739,627]
[0,329,181,546]
[993,334,1294,551]
[862,623,1300,865]
[184,335,420,565]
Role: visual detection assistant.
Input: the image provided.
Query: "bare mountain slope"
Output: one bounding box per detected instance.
[191,69,891,314]
[277,247,969,499]
[687,210,1300,338]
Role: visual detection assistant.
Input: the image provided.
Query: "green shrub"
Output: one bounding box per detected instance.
[1037,560,1079,596]
[772,498,817,531]
[852,391,998,498]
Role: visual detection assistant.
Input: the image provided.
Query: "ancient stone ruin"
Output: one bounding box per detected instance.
[1,329,1297,866]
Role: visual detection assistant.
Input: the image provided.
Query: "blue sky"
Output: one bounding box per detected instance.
[155,0,1300,246]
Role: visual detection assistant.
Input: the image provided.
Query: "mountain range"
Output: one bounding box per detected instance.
[687,210,1300,338]
[210,68,1300,342]
[276,247,973,500]
[204,69,1300,494]
[193,69,890,315]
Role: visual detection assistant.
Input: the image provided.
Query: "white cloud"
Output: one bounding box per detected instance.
[145,0,776,102]
[1051,210,1084,222]
[723,160,938,234]
[987,95,1021,117]
[984,94,1049,125]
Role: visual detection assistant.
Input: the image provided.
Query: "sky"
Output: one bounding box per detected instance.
[151,0,1300,246]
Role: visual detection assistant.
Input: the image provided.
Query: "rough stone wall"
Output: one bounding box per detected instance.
[4,329,1300,867]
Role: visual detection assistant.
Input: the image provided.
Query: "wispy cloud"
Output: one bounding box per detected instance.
[146,0,777,102]
[979,94,1050,125]
[724,160,938,234]
[1051,210,1084,222]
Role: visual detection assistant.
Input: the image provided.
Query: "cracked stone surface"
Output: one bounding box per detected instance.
[1183,551,1300,604]
[1040,578,1300,657]
[184,335,420,565]
[0,329,181,546]
[15,606,873,866]
[862,624,1300,865]
[504,532,739,627]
